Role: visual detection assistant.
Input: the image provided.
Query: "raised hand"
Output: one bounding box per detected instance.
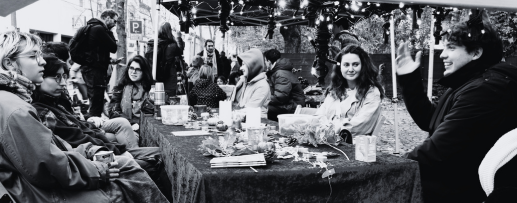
[395,41,422,75]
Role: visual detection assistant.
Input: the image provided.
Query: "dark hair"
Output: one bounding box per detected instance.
[205,39,214,47]
[158,22,176,42]
[217,76,227,84]
[228,71,241,85]
[100,9,118,20]
[263,49,281,64]
[42,54,69,76]
[114,55,153,92]
[443,12,503,66]
[328,44,385,102]
[41,42,70,62]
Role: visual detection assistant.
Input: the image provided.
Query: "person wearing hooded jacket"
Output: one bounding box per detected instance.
[397,12,517,202]
[264,49,305,121]
[233,49,271,117]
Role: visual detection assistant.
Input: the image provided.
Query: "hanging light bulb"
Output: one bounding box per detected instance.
[219,10,221,14]
[240,11,243,15]
[326,16,330,21]
[269,14,272,17]
[302,15,305,19]
[293,16,296,19]
[351,14,354,18]
[367,2,371,5]
[358,1,362,6]
[191,7,197,14]
[259,5,262,8]
[481,29,485,34]
[417,19,422,25]
[315,19,320,25]
[399,2,404,8]
[239,0,244,5]
[386,30,390,35]
[226,20,230,24]
[328,24,333,30]
[231,22,234,25]
[279,0,286,8]
[376,3,380,7]
[178,0,182,4]
[231,9,234,14]
[334,1,339,6]
[320,15,324,21]
[345,4,349,9]
[468,33,471,37]
[362,8,366,12]
[193,14,197,18]
[437,11,440,14]
[351,3,359,11]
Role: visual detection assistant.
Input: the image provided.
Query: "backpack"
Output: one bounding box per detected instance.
[69,24,95,65]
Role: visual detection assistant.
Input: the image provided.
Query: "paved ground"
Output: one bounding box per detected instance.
[377,100,428,156]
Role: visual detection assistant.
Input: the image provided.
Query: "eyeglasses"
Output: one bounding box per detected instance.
[12,51,43,64]
[128,66,142,73]
[44,73,69,83]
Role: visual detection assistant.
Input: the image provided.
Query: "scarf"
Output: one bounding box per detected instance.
[203,50,218,79]
[0,71,35,103]
[121,83,148,119]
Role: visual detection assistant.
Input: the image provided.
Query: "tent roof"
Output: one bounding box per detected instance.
[0,0,39,17]
[161,0,517,28]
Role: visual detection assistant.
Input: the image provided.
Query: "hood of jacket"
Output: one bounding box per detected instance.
[239,48,265,81]
[267,58,293,77]
[87,18,108,29]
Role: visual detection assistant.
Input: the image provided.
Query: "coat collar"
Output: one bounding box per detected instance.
[438,60,492,89]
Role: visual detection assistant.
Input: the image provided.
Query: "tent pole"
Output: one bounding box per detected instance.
[427,17,435,101]
[390,14,401,154]
[152,0,160,80]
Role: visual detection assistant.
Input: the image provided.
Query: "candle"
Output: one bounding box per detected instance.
[219,101,233,125]
[246,107,261,127]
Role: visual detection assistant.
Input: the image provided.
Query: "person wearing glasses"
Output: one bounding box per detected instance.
[0,31,169,202]
[80,9,119,118]
[108,55,155,124]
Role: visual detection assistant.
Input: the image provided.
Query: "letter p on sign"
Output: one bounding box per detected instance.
[130,21,142,34]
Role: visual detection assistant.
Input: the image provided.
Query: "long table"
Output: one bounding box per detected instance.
[140,115,422,203]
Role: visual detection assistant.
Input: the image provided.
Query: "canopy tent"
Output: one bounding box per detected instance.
[154,0,517,154]
[0,0,39,17]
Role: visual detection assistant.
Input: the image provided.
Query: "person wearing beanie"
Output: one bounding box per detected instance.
[233,48,271,117]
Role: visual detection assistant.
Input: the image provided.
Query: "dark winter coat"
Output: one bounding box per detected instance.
[85,18,117,70]
[188,78,227,108]
[156,38,184,92]
[266,58,305,112]
[197,49,231,79]
[32,93,126,155]
[399,60,517,203]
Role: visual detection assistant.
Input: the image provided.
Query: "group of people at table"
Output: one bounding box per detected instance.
[0,11,516,203]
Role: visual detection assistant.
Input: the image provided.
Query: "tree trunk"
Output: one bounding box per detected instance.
[113,0,127,93]
[280,25,302,53]
[115,0,127,65]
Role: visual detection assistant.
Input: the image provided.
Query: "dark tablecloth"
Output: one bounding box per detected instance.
[140,116,422,203]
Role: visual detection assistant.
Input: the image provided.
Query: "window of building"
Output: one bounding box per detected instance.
[61,35,72,44]
[30,30,54,43]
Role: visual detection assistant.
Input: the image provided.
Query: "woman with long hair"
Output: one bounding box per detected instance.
[156,22,184,96]
[0,30,168,203]
[316,44,384,139]
[188,65,227,108]
[109,55,154,122]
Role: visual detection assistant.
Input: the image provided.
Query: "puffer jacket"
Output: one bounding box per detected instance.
[86,18,117,70]
[266,58,305,112]
[0,90,110,203]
